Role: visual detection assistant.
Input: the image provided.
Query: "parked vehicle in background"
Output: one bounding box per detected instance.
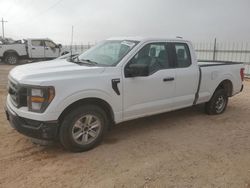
[5,37,244,152]
[0,38,64,64]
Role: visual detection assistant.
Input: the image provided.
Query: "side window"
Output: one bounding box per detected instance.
[127,43,170,75]
[45,41,56,48]
[31,40,43,47]
[174,43,191,68]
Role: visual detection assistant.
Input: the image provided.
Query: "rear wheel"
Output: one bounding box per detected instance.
[4,53,19,65]
[205,89,228,115]
[59,105,108,152]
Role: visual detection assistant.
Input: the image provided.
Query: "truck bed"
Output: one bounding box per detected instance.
[196,60,244,105]
[0,43,27,57]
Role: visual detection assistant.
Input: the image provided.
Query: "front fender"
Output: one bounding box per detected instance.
[54,89,121,122]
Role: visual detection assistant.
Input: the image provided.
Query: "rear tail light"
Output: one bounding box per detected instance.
[240,68,245,81]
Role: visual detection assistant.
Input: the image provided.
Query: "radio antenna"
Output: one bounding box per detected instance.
[70,25,74,61]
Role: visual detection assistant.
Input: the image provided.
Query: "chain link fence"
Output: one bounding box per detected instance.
[63,44,93,54]
[193,39,250,77]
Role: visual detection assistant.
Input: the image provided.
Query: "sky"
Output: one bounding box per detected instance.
[0,0,249,44]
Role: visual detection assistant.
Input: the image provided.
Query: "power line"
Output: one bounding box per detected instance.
[1,18,8,39]
[2,1,63,40]
[1,0,19,19]
[25,0,64,23]
[6,0,38,23]
[12,0,64,26]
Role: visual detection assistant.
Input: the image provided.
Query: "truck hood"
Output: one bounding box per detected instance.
[9,59,105,85]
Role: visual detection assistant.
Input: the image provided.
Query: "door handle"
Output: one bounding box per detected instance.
[163,77,175,82]
[32,47,36,50]
[45,47,49,50]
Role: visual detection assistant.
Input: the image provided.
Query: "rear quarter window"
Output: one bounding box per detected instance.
[173,43,191,68]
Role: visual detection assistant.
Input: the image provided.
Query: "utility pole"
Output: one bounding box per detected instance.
[70,25,74,47]
[1,18,8,39]
[213,38,217,61]
[70,26,74,60]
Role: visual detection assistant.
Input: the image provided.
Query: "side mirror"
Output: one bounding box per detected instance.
[125,64,149,77]
[57,44,62,48]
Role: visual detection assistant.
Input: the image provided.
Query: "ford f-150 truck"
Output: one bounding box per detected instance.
[5,37,244,152]
[0,38,63,64]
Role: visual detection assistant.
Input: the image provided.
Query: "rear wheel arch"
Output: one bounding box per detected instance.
[3,50,19,58]
[215,79,233,97]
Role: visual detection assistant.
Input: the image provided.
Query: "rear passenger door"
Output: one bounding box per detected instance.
[29,40,45,58]
[171,43,199,109]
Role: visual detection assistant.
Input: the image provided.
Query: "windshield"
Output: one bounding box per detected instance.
[77,40,139,66]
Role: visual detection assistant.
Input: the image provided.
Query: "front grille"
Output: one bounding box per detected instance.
[8,79,27,108]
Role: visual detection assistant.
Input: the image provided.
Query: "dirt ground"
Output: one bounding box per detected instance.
[0,64,250,188]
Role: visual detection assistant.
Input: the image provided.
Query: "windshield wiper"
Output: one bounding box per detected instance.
[69,57,98,66]
[79,58,98,65]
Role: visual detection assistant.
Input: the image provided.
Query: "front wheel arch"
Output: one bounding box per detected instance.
[58,97,115,128]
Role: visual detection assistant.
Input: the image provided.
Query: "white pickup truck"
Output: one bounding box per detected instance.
[0,38,62,64]
[5,37,244,152]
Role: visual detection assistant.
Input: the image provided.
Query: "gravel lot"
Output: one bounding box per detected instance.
[0,64,250,188]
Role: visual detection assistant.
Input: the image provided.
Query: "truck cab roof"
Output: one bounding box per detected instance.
[25,38,52,41]
[107,36,190,43]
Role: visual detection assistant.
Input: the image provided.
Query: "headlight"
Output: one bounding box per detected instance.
[27,86,55,112]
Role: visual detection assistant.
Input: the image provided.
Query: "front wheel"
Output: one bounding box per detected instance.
[59,105,108,152]
[205,89,228,115]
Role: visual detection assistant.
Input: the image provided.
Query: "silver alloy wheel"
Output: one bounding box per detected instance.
[215,96,226,113]
[72,114,101,145]
[8,56,17,64]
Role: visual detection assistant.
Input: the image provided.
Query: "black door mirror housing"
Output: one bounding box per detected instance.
[125,64,149,77]
[57,44,62,48]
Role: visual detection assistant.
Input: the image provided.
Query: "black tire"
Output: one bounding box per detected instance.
[4,53,19,65]
[205,89,228,115]
[59,105,108,152]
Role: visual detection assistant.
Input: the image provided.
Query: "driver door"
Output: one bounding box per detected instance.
[123,42,176,121]
[30,40,45,58]
[44,40,60,58]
